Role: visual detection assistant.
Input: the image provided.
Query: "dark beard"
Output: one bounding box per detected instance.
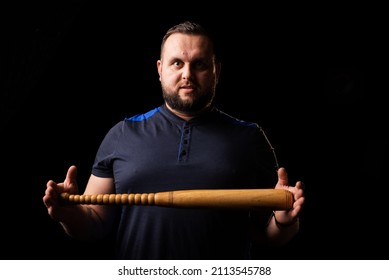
[162,88,215,114]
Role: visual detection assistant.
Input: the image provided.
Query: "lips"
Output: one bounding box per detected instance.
[179,87,195,94]
[179,83,196,93]
[180,82,195,89]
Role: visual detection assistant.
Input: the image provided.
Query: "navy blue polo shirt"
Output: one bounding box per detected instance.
[92,104,278,259]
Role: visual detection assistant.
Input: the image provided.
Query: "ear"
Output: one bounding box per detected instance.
[215,62,221,84]
[157,60,162,81]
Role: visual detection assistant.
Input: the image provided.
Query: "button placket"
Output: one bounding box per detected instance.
[178,123,191,163]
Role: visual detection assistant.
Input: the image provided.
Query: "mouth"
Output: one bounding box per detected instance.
[179,84,196,94]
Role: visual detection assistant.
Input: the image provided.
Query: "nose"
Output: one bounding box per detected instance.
[182,64,192,80]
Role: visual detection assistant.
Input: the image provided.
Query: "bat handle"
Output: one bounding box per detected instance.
[60,193,156,205]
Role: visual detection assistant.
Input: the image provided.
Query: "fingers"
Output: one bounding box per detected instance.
[43,180,70,221]
[43,166,75,206]
[43,180,58,210]
[293,181,304,199]
[289,204,302,220]
[273,168,305,222]
[291,181,305,216]
[293,194,304,210]
[296,181,305,190]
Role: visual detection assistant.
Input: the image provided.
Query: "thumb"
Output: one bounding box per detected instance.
[64,165,78,192]
[277,167,289,186]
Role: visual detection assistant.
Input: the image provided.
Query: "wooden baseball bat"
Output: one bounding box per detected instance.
[60,189,294,210]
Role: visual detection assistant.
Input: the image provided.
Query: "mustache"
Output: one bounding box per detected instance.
[179,82,197,88]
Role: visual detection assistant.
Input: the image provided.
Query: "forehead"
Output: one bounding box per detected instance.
[162,33,213,59]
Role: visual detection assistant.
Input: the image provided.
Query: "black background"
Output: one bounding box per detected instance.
[2,1,388,259]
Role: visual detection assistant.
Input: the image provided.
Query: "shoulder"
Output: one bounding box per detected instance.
[102,107,163,138]
[124,107,161,122]
[214,108,259,129]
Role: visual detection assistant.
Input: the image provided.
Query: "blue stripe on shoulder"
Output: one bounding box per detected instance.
[125,107,160,122]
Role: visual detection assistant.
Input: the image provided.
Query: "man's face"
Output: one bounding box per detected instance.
[157,33,220,115]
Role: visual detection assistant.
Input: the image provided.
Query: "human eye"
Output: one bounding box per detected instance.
[173,60,183,67]
[193,60,209,70]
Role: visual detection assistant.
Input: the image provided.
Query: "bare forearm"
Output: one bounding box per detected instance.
[58,205,109,240]
[265,214,299,246]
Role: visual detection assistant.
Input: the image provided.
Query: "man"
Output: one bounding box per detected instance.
[43,21,305,259]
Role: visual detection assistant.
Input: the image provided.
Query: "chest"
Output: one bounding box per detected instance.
[112,124,258,192]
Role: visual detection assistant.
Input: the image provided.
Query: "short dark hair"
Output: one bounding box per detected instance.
[160,21,216,60]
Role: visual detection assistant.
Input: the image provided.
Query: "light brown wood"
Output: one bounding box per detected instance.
[60,189,293,210]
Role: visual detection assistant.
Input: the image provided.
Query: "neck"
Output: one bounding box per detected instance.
[165,103,211,121]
